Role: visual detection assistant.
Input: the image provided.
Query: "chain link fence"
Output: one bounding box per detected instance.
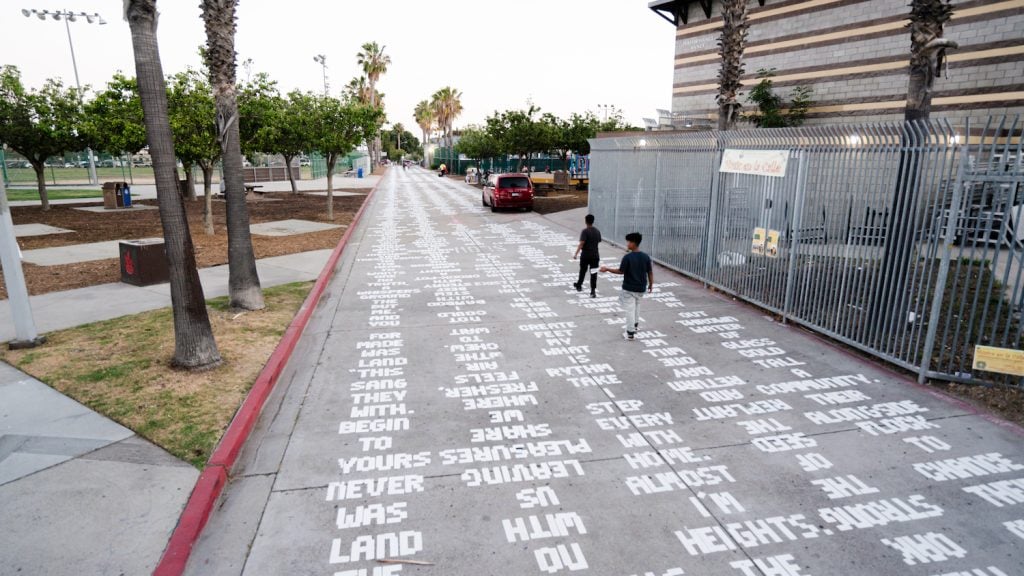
[589,116,1024,387]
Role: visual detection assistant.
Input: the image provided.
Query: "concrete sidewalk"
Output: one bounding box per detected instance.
[184,169,1024,575]
[0,361,198,575]
[0,249,332,343]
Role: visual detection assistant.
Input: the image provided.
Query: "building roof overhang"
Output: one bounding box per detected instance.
[649,0,765,26]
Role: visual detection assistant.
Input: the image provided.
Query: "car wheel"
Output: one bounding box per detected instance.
[490,204,498,212]
[482,193,487,207]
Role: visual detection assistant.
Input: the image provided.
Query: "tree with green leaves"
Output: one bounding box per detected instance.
[255,91,314,194]
[716,0,749,130]
[201,0,264,311]
[455,126,501,166]
[543,112,600,171]
[125,0,221,369]
[167,68,220,234]
[301,93,381,220]
[485,106,553,171]
[82,73,147,163]
[237,71,280,161]
[0,66,85,210]
[357,42,390,166]
[743,69,813,128]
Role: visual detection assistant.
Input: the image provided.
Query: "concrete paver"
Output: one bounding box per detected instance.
[250,218,345,237]
[187,169,1024,575]
[12,223,72,237]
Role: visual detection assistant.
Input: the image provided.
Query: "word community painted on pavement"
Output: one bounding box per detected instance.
[316,171,1024,576]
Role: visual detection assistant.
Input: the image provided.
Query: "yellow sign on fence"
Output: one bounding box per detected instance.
[973,345,1024,377]
[752,227,766,256]
[766,229,780,258]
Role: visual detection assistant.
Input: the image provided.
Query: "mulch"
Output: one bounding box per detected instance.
[1,191,369,299]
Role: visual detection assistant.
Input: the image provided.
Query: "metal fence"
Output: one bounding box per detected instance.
[589,116,1024,387]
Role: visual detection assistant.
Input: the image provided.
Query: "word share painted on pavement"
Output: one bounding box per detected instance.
[188,168,1024,576]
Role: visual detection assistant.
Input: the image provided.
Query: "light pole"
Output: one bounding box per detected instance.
[313,54,328,96]
[22,8,106,186]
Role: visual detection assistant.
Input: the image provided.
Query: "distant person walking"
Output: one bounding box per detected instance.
[600,232,653,341]
[573,214,602,298]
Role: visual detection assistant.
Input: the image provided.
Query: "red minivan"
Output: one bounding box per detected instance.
[482,173,533,212]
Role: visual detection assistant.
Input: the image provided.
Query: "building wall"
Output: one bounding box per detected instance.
[668,0,1024,125]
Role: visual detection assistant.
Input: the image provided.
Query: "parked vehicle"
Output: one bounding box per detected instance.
[482,173,533,212]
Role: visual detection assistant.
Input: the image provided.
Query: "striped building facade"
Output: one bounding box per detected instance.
[651,0,1024,125]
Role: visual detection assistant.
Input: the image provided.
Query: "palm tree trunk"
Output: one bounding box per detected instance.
[203,0,264,311]
[33,163,49,211]
[716,0,749,131]
[126,0,221,370]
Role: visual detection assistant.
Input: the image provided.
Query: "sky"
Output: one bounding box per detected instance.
[2,0,676,136]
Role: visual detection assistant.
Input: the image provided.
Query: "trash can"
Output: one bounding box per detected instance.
[119,239,169,286]
[122,185,132,208]
[357,167,363,178]
[103,182,130,209]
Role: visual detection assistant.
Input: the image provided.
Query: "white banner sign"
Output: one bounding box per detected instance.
[720,149,790,178]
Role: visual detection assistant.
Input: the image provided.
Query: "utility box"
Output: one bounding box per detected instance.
[119,239,169,286]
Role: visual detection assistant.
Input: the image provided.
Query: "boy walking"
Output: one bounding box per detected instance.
[600,232,653,341]
[573,214,602,297]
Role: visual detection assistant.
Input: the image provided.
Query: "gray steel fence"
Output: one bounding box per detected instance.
[589,116,1024,387]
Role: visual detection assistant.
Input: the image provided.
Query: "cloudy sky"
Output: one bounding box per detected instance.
[3,0,676,133]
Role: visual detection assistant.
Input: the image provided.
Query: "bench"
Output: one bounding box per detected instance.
[244,184,264,195]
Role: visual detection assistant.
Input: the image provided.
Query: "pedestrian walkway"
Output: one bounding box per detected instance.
[184,169,1024,575]
[0,249,332,343]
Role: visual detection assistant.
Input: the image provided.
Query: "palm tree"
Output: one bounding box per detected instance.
[201,0,264,311]
[905,0,958,121]
[414,99,434,164]
[716,0,749,131]
[125,0,221,369]
[357,42,390,166]
[393,122,404,156]
[430,87,463,151]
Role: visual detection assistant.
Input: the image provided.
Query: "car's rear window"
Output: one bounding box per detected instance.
[498,177,530,188]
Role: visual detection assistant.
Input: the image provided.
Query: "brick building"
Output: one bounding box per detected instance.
[650,0,1024,125]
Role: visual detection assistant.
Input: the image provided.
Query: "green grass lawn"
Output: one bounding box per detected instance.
[6,188,102,202]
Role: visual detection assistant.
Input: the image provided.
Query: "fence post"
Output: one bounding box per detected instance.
[917,141,968,384]
[652,149,661,259]
[783,151,808,323]
[704,144,724,280]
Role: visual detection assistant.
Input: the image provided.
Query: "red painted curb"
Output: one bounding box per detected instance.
[153,175,385,576]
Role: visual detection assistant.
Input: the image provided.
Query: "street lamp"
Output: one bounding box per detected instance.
[21,8,106,186]
[313,54,328,96]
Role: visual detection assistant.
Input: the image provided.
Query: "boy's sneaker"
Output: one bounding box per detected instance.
[634,322,639,332]
[624,331,635,341]
[591,291,597,298]
[574,282,582,292]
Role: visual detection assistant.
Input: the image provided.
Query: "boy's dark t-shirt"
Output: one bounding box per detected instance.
[619,251,652,292]
[579,227,602,259]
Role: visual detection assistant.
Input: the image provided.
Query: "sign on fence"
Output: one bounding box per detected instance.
[973,346,1024,377]
[720,149,790,177]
